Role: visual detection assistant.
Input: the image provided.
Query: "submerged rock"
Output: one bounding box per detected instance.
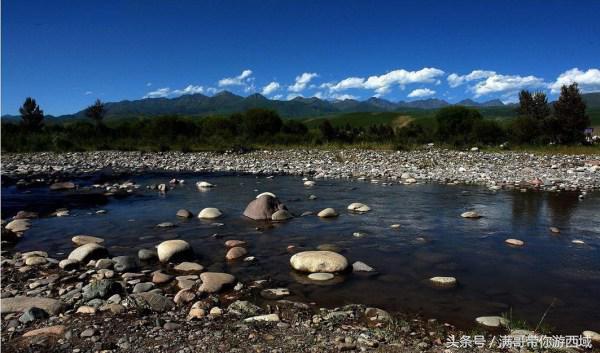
[72,235,104,246]
[198,207,222,219]
[49,181,76,191]
[226,247,248,260]
[272,209,293,221]
[317,208,338,218]
[352,261,375,272]
[176,209,193,218]
[461,211,481,218]
[308,272,334,281]
[347,203,371,212]
[429,276,457,288]
[290,251,348,273]
[5,219,31,233]
[505,238,524,247]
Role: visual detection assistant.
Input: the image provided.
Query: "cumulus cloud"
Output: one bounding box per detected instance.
[321,68,444,96]
[407,88,436,98]
[143,87,171,98]
[472,74,546,97]
[550,68,600,93]
[261,81,280,95]
[288,72,318,92]
[173,85,204,95]
[447,70,496,88]
[218,69,254,87]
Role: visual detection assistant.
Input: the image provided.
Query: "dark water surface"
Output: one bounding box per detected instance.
[2,174,600,333]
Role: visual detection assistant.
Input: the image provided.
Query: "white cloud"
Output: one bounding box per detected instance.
[321,68,444,96]
[143,87,171,98]
[288,72,318,92]
[472,74,546,97]
[447,70,496,88]
[550,68,600,93]
[408,88,436,98]
[218,69,254,87]
[173,85,204,95]
[286,93,303,100]
[261,81,280,95]
[84,91,93,95]
[146,82,153,87]
[206,87,218,94]
[331,93,357,100]
[272,94,283,100]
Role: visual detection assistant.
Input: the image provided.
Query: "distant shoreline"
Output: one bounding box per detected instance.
[2,149,599,192]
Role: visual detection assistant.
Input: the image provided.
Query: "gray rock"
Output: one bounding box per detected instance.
[272,209,293,221]
[132,282,154,294]
[243,195,287,220]
[112,256,139,272]
[260,288,290,300]
[82,279,122,300]
[95,258,113,269]
[59,259,79,270]
[130,292,174,312]
[1,296,65,315]
[352,261,375,272]
[138,249,157,261]
[19,307,49,323]
[228,300,261,317]
[176,209,193,218]
[49,182,76,191]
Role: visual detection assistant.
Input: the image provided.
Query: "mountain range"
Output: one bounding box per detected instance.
[3,92,600,121]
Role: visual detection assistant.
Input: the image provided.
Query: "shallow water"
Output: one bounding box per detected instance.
[3,174,600,332]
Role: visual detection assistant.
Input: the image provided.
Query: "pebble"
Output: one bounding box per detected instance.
[505,238,525,247]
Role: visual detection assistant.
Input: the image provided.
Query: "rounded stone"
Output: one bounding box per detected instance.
[225,240,247,248]
[461,211,481,219]
[157,240,192,263]
[173,262,204,273]
[199,272,236,293]
[196,181,214,188]
[226,247,248,260]
[25,256,47,266]
[68,243,109,263]
[475,316,509,328]
[505,238,524,247]
[317,208,338,218]
[303,180,316,187]
[244,195,287,220]
[347,203,371,212]
[429,276,457,288]
[198,207,222,219]
[176,209,193,218]
[549,227,560,234]
[71,235,104,246]
[5,219,31,233]
[307,272,334,281]
[272,209,293,221]
[290,251,348,273]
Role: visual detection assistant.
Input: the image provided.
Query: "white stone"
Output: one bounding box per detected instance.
[307,272,334,281]
[290,251,348,273]
[347,203,371,212]
[157,240,191,263]
[317,208,338,218]
[475,316,509,328]
[429,276,457,288]
[198,208,222,219]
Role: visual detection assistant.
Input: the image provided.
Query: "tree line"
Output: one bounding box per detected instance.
[1,83,593,152]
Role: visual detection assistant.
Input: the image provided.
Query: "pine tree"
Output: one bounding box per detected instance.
[553,83,590,144]
[19,97,44,131]
[85,99,106,127]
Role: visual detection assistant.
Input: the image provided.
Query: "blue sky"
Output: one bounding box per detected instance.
[2,0,600,115]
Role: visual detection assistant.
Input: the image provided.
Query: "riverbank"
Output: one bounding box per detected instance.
[2,149,600,191]
[4,248,597,353]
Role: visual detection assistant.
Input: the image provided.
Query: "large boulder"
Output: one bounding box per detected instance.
[199,272,236,293]
[1,296,66,315]
[157,240,192,263]
[290,251,348,273]
[68,243,108,263]
[243,195,287,221]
